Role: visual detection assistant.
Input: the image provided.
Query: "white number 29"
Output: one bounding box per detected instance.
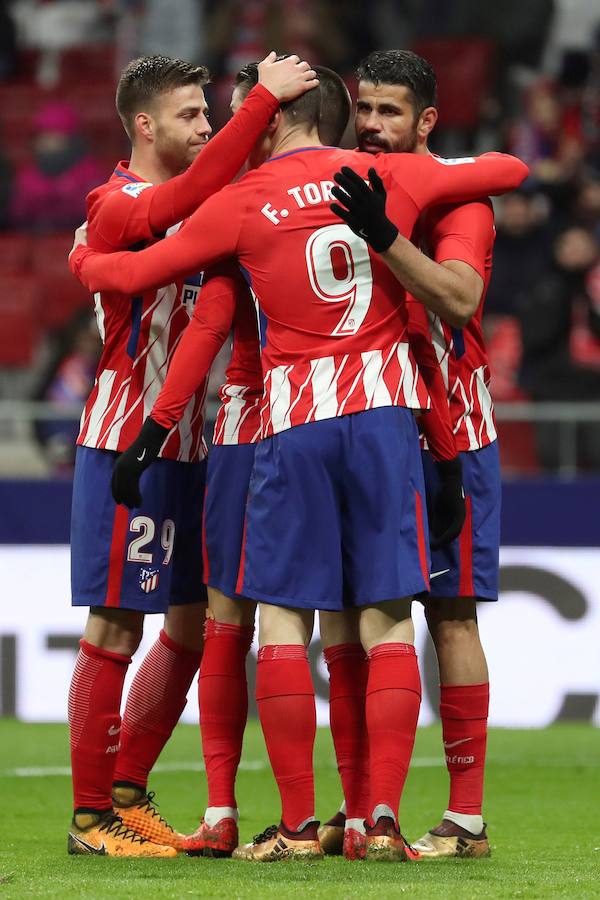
[127,516,175,566]
[305,223,374,336]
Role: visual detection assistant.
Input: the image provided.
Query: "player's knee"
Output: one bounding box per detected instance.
[359,597,414,652]
[207,588,256,628]
[319,609,361,649]
[164,602,206,652]
[84,607,145,656]
[258,603,314,648]
[425,598,480,652]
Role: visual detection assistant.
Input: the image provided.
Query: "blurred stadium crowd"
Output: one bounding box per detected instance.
[0,0,599,475]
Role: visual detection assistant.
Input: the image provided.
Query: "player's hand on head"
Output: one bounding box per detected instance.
[428,457,466,550]
[110,417,170,510]
[258,50,319,102]
[69,221,88,262]
[330,166,399,253]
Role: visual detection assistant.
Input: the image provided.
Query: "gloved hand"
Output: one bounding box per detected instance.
[111,417,170,509]
[428,456,466,550]
[330,166,399,253]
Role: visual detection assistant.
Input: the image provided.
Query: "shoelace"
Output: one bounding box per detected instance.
[252,824,278,845]
[99,813,147,844]
[135,791,174,833]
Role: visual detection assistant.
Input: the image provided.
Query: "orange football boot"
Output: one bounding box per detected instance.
[112,786,185,850]
[68,811,177,857]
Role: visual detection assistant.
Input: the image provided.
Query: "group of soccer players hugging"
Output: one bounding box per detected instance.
[64,43,527,862]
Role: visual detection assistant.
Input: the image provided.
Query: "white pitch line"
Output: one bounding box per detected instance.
[1,758,445,778]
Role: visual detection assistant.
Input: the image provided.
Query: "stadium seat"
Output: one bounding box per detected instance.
[31,233,78,275]
[36,272,90,331]
[0,274,41,366]
[59,46,116,86]
[412,38,494,129]
[0,233,33,272]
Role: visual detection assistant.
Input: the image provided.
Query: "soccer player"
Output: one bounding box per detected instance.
[69,83,527,861]
[324,49,501,860]
[87,64,464,859]
[66,51,318,857]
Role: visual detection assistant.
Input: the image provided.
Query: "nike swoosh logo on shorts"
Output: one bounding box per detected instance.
[430,569,450,580]
[136,449,146,462]
[444,738,472,749]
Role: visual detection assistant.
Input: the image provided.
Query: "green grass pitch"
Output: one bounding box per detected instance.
[0,720,598,898]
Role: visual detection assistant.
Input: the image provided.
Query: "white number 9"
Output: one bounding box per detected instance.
[305,223,374,336]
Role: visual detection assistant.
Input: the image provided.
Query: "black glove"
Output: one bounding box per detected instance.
[428,456,466,550]
[330,166,399,253]
[111,417,170,509]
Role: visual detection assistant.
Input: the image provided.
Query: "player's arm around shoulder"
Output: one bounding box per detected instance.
[425,198,495,327]
[86,179,157,250]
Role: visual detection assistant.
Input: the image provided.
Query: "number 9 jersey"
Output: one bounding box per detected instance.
[71,147,528,437]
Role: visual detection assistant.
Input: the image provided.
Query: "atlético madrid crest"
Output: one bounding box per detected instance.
[139,567,160,593]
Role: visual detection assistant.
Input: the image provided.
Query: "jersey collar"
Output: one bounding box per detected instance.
[113,160,146,183]
[265,146,336,163]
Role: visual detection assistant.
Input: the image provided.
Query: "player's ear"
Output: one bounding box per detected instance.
[134,111,154,144]
[267,109,282,135]
[417,106,437,141]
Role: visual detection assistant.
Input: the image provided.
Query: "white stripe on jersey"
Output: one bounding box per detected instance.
[399,343,417,408]
[454,375,478,449]
[311,355,345,421]
[476,367,497,445]
[219,386,255,443]
[83,369,117,446]
[143,285,180,421]
[269,365,293,433]
[93,293,106,343]
[104,383,131,450]
[362,349,393,409]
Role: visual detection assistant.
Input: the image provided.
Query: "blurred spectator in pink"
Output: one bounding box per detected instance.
[0,128,12,230]
[9,102,104,232]
[510,78,585,186]
[33,311,102,472]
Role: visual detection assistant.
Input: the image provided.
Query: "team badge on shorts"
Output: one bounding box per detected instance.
[139,567,160,594]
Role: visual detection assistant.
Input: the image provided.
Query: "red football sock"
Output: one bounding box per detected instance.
[113,630,200,789]
[68,639,131,812]
[440,682,489,816]
[199,619,254,809]
[256,645,316,831]
[366,643,421,824]
[324,643,369,820]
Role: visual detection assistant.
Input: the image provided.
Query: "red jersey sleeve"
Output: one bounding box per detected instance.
[407,299,457,461]
[384,153,528,216]
[89,84,278,249]
[151,262,244,429]
[426,199,494,280]
[71,186,244,294]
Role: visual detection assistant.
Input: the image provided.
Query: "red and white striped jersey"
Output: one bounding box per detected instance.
[418,199,497,452]
[77,164,208,462]
[72,149,527,439]
[148,262,263,445]
[212,288,262,446]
